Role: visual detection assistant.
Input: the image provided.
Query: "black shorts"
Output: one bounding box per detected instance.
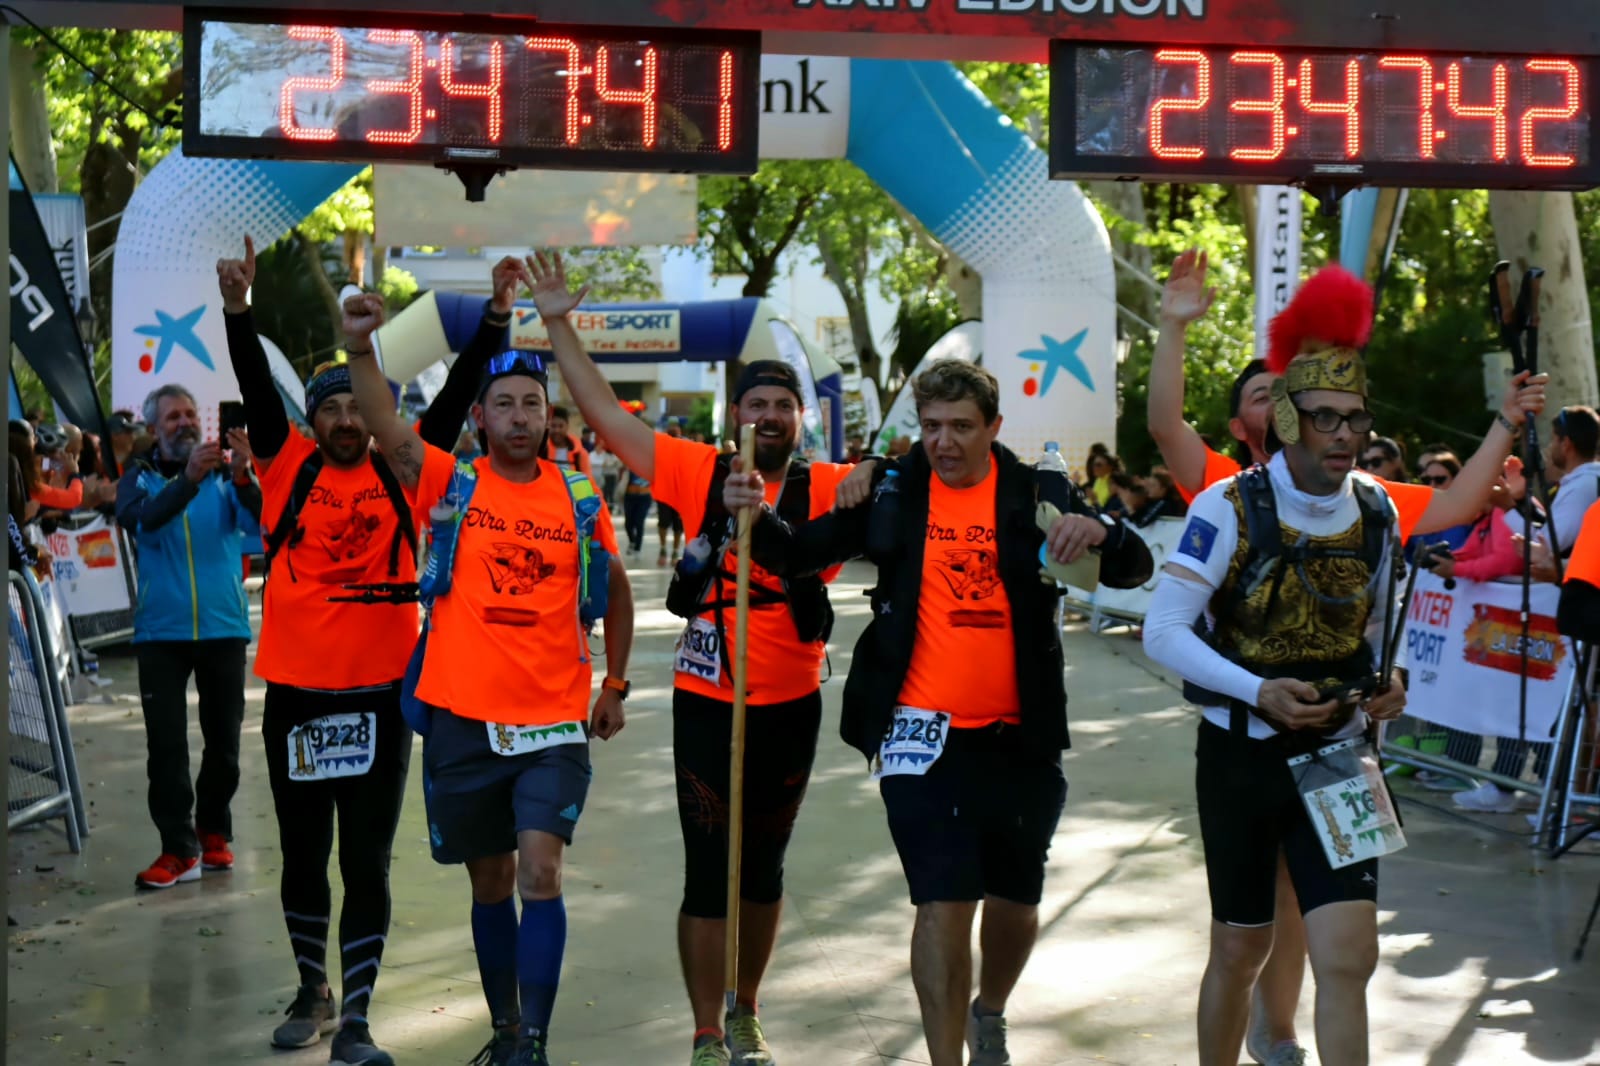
[880,723,1066,906]
[1195,720,1379,927]
[657,502,684,534]
[421,708,593,865]
[673,687,822,917]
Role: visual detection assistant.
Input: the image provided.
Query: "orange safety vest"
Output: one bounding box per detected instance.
[1564,499,1600,585]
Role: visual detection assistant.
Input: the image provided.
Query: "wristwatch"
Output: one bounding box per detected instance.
[603,677,631,700]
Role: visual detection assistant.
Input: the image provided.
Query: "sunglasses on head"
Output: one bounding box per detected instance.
[486,350,547,376]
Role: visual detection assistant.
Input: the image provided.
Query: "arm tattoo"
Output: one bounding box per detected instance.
[390,439,425,488]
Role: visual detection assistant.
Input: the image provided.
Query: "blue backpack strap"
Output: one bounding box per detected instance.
[417,461,479,612]
[558,468,609,629]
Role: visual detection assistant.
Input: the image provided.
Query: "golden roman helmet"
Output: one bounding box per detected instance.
[1265,267,1375,446]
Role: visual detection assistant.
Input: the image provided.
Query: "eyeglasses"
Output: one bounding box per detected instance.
[1295,405,1375,435]
[486,350,546,376]
[1419,475,1451,487]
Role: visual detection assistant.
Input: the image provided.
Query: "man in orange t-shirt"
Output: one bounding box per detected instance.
[529,250,874,1066]
[730,360,1153,1066]
[217,237,433,1064]
[1146,248,1547,1064]
[346,272,633,1066]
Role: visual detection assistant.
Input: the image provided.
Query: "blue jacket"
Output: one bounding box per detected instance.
[115,450,262,643]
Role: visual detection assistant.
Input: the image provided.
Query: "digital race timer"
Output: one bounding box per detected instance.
[182,9,761,176]
[1051,42,1600,189]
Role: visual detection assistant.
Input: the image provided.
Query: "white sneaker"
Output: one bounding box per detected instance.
[1452,782,1518,813]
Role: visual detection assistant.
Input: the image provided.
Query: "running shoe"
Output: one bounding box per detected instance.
[725,1005,773,1065]
[198,830,234,870]
[1245,1014,1307,1066]
[467,1029,518,1066]
[691,1034,732,1066]
[1453,782,1518,813]
[329,1020,395,1065]
[966,1000,1012,1066]
[272,983,337,1048]
[507,1030,550,1066]
[134,853,200,890]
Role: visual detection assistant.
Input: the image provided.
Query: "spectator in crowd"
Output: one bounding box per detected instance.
[25,407,45,427]
[1409,453,1473,557]
[591,438,622,511]
[1083,447,1120,508]
[1360,435,1408,482]
[116,383,263,890]
[62,424,117,508]
[622,463,654,555]
[1415,442,1452,477]
[108,411,141,475]
[1544,404,1600,557]
[8,450,48,580]
[887,435,913,458]
[547,405,592,478]
[1139,468,1187,523]
[29,422,87,515]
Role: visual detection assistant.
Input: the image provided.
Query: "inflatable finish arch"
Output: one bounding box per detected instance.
[114,59,1114,471]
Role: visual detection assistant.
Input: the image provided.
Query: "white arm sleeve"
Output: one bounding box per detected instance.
[1142,573,1266,708]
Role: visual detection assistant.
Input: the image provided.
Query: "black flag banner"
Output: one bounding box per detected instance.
[9,155,110,456]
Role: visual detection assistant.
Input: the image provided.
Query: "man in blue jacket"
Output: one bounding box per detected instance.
[116,383,262,889]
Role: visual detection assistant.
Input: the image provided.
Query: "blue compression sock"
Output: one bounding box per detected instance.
[517,896,568,1036]
[471,897,520,1029]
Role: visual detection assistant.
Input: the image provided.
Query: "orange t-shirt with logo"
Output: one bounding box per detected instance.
[254,431,419,688]
[408,445,620,726]
[897,463,1021,729]
[651,433,850,706]
[1177,444,1432,541]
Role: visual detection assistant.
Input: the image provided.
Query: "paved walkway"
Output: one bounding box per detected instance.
[7,561,1600,1065]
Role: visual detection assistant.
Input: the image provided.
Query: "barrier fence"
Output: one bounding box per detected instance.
[7,569,86,851]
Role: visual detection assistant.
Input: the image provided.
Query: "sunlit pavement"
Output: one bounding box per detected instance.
[8,560,1599,1065]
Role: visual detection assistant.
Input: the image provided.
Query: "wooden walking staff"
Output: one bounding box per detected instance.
[725,422,757,1012]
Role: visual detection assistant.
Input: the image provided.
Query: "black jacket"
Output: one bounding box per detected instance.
[749,442,1153,760]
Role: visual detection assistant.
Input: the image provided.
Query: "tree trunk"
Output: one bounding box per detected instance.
[343,229,367,288]
[9,39,56,193]
[1488,191,1597,423]
[817,242,880,385]
[296,230,343,340]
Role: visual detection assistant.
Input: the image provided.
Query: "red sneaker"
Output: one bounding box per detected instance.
[199,831,234,871]
[135,853,201,889]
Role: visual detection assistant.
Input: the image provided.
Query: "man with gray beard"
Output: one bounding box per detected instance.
[116,383,263,890]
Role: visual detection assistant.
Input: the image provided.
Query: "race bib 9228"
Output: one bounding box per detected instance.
[287,713,377,781]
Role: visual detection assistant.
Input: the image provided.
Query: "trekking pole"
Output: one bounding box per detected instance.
[725,422,757,1013]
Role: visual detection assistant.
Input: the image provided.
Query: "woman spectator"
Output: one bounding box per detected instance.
[1407,452,1473,558]
[1083,446,1119,508]
[1140,468,1187,522]
[23,422,86,514]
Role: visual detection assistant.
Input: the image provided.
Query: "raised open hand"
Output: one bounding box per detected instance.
[524,251,591,320]
[1160,248,1216,326]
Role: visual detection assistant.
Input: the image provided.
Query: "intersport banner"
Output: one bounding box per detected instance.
[1400,570,1574,740]
[9,158,108,447]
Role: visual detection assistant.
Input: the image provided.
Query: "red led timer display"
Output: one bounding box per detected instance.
[186,11,759,175]
[1053,42,1598,189]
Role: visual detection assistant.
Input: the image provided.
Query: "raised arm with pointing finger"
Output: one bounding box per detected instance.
[342,295,429,488]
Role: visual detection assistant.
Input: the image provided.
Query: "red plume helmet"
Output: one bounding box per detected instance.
[1266,266,1374,373]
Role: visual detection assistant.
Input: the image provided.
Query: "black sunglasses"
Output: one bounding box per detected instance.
[1359,455,1386,469]
[1295,405,1375,435]
[1419,474,1451,487]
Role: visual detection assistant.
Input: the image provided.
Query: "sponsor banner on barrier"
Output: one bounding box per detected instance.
[1062,516,1185,619]
[1400,570,1572,740]
[46,512,138,648]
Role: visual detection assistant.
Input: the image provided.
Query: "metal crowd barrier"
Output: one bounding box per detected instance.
[7,569,87,851]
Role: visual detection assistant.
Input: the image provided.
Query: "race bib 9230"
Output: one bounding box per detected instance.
[674,616,722,685]
[287,713,377,781]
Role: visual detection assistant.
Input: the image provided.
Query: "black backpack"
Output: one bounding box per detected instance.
[665,454,833,645]
[261,450,417,582]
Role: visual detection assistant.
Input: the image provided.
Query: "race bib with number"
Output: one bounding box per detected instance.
[674,616,722,685]
[874,706,950,780]
[485,719,587,757]
[1289,738,1407,869]
[286,713,377,782]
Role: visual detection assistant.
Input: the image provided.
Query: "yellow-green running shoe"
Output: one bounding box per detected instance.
[725,1005,775,1065]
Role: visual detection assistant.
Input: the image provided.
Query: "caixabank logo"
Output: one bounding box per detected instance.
[1016,328,1092,399]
